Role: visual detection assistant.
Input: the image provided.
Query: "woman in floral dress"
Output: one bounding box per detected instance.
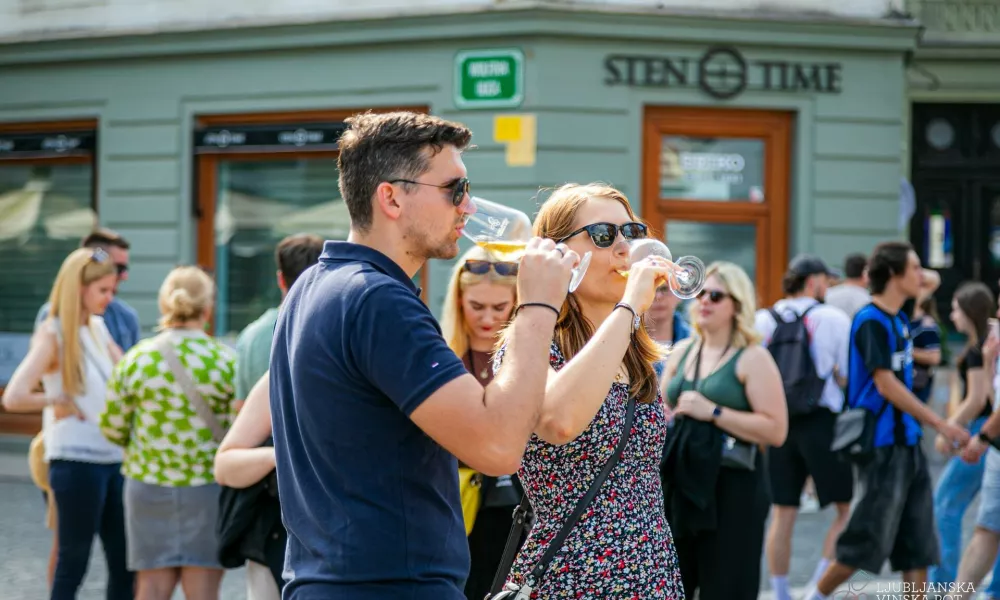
[495,183,685,599]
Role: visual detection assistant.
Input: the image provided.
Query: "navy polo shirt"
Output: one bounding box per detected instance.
[846,303,922,447]
[269,241,471,600]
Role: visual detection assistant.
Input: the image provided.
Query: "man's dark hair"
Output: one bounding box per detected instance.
[782,272,808,296]
[843,253,868,280]
[867,241,913,295]
[337,111,473,232]
[276,233,324,289]
[81,227,130,250]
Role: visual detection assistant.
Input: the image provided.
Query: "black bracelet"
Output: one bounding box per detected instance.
[515,302,561,319]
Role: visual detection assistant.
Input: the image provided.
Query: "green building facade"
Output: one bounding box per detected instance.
[0,4,918,398]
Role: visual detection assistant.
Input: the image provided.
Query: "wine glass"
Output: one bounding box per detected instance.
[626,238,706,300]
[461,196,592,292]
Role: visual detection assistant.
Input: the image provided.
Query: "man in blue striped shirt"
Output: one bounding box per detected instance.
[35,228,141,351]
[806,241,969,600]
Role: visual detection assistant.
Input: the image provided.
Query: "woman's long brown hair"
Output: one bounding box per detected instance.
[501,183,662,405]
[954,281,995,365]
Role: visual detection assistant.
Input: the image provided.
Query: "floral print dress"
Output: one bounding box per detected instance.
[495,342,685,599]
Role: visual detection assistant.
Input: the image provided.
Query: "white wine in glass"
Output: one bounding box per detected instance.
[474,240,528,262]
[462,197,592,292]
[621,238,706,300]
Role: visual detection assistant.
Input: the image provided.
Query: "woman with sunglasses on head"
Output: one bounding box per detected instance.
[439,245,523,600]
[2,248,134,600]
[659,261,787,600]
[493,183,684,599]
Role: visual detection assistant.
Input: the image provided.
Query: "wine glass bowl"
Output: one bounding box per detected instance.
[461,196,592,292]
[626,238,705,300]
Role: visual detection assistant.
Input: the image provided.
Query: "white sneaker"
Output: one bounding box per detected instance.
[800,492,820,513]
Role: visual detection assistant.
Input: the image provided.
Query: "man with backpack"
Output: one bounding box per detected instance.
[754,254,854,600]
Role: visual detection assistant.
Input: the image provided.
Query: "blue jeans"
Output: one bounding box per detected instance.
[48,460,133,600]
[930,417,1000,596]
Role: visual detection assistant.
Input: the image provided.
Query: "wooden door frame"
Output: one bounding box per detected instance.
[0,119,99,435]
[193,107,432,328]
[642,106,792,306]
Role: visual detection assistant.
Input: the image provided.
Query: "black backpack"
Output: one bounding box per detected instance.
[767,304,827,417]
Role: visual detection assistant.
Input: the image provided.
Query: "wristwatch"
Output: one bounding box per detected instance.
[615,302,640,334]
[711,405,723,422]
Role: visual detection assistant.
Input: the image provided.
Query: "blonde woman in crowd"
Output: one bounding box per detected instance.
[439,245,522,600]
[660,261,787,600]
[2,247,133,600]
[100,266,236,600]
[495,183,684,598]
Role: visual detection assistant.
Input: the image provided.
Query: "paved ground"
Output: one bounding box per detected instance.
[0,372,991,599]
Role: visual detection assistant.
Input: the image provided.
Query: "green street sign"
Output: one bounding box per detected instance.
[454,48,525,109]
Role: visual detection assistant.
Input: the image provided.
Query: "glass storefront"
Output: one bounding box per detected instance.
[195,115,427,342]
[0,125,96,386]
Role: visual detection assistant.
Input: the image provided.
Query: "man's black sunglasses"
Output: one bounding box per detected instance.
[462,260,518,276]
[556,222,648,248]
[389,177,470,206]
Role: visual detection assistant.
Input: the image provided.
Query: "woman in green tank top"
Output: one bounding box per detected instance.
[658,261,788,600]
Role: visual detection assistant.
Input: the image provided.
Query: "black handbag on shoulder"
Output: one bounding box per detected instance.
[217,437,284,577]
[486,397,637,600]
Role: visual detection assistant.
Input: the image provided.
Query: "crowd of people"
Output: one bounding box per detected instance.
[3,109,1000,600]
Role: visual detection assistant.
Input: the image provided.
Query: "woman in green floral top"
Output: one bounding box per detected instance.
[100,265,236,600]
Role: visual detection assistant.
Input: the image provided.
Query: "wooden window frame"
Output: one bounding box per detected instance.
[195,108,430,317]
[642,107,792,306]
[0,119,99,436]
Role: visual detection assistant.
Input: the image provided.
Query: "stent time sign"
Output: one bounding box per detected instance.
[604,45,842,101]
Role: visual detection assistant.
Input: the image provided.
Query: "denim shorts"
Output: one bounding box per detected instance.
[124,477,222,571]
[977,448,1000,533]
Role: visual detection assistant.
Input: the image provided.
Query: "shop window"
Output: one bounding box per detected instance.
[0,121,97,388]
[643,107,791,306]
[195,109,428,341]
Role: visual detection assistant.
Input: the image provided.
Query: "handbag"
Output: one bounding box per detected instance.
[721,434,757,471]
[459,467,484,536]
[153,332,227,444]
[487,397,637,600]
[217,437,283,571]
[831,402,889,465]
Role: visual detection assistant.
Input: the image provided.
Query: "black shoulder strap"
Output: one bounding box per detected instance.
[489,397,638,594]
[768,308,784,324]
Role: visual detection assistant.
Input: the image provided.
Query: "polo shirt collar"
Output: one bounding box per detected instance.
[320,241,420,295]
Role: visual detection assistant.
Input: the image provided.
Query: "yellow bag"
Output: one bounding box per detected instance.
[27,432,57,530]
[458,467,483,536]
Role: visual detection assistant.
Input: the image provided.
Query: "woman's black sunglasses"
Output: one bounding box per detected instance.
[389,177,470,206]
[556,222,648,248]
[698,289,731,304]
[462,260,518,276]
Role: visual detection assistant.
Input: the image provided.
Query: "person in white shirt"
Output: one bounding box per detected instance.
[825,253,870,318]
[755,255,854,600]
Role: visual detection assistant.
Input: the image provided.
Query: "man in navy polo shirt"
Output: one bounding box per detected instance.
[269,111,579,600]
[806,241,969,600]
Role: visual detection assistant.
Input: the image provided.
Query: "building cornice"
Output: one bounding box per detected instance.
[0,3,920,66]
